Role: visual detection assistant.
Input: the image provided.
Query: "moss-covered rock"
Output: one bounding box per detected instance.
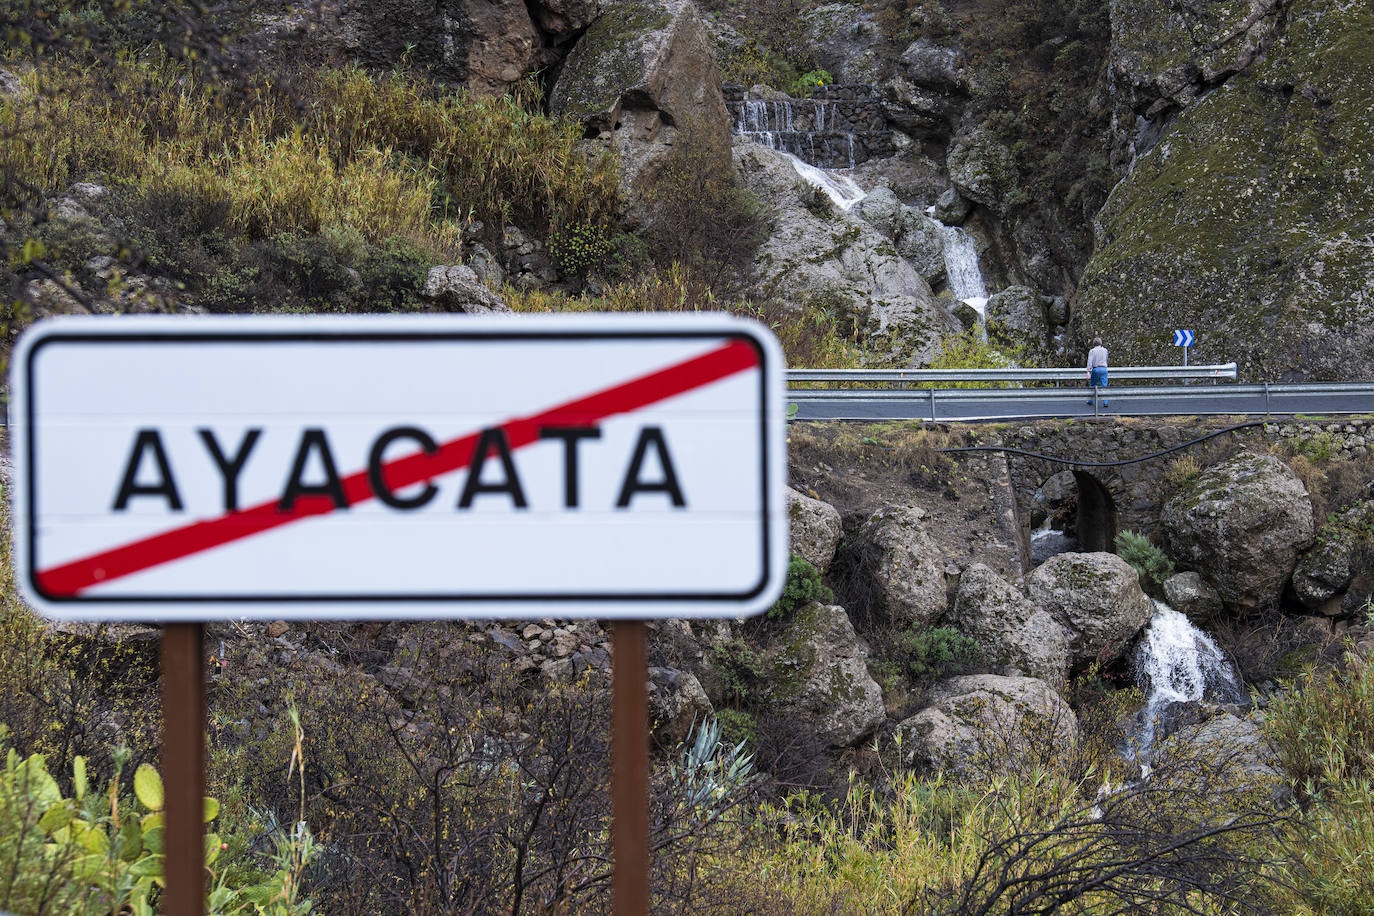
[1027,552,1154,666]
[1161,452,1315,613]
[549,0,731,220]
[1076,0,1374,380]
[765,603,886,746]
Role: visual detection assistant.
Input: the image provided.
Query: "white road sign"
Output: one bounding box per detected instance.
[11,314,787,620]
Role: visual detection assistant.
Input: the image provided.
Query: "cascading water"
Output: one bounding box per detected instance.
[937,224,987,302]
[1030,517,1077,564]
[1130,601,1245,756]
[783,152,866,210]
[731,96,862,171]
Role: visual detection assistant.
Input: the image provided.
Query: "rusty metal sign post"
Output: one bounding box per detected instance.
[10,314,785,916]
[161,624,206,915]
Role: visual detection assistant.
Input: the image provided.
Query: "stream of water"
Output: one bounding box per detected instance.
[1130,601,1245,756]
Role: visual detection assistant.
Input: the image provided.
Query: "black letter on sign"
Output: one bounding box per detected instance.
[458,428,527,509]
[539,426,601,508]
[279,429,347,511]
[113,429,183,511]
[369,427,439,510]
[198,428,261,512]
[615,426,686,508]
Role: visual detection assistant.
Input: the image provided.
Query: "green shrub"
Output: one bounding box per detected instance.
[1266,662,1374,913]
[1114,529,1174,598]
[892,626,979,683]
[0,737,315,915]
[549,222,615,278]
[767,556,833,621]
[917,326,1029,387]
[788,69,832,96]
[709,639,767,706]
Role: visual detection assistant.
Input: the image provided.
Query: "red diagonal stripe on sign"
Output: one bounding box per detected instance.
[36,338,761,598]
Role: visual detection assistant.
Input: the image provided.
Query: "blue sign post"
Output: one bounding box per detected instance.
[1173,329,1194,367]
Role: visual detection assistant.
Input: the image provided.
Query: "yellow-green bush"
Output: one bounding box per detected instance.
[0,58,619,250]
[505,265,867,369]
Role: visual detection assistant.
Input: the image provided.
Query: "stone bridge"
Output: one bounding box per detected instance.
[990,417,1374,570]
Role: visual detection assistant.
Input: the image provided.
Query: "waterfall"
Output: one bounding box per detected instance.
[1030,518,1077,565]
[730,93,863,171]
[1130,601,1245,755]
[782,151,866,210]
[937,225,987,302]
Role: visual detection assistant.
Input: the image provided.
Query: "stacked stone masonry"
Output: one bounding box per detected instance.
[724,84,895,168]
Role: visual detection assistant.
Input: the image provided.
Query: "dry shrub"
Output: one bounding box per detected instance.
[1210,611,1345,689]
[210,622,777,915]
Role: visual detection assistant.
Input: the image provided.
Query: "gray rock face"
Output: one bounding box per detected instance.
[1162,571,1223,623]
[769,603,886,747]
[900,40,967,92]
[648,667,713,746]
[855,187,947,284]
[896,674,1079,777]
[1028,552,1154,666]
[1162,452,1315,612]
[1110,0,1283,120]
[328,0,542,93]
[947,129,1019,215]
[985,286,1051,347]
[949,564,1070,692]
[420,265,511,314]
[857,506,948,628]
[551,0,729,222]
[734,143,957,363]
[1075,0,1374,381]
[1157,711,1289,804]
[933,187,972,225]
[786,488,844,574]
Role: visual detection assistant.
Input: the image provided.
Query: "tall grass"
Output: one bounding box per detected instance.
[505,265,868,369]
[0,58,620,253]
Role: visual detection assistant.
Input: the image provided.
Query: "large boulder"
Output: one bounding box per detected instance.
[948,564,1071,692]
[947,128,1019,215]
[550,0,730,219]
[896,674,1078,777]
[1028,552,1154,666]
[767,603,887,747]
[420,265,511,313]
[1292,499,1374,613]
[1162,571,1223,624]
[1075,0,1374,380]
[648,667,713,747]
[734,142,958,363]
[1156,711,1289,805]
[855,506,948,628]
[1161,452,1315,612]
[985,285,1051,348]
[786,488,843,574]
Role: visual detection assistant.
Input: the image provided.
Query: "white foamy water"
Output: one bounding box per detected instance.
[937,225,987,301]
[782,151,866,210]
[1030,519,1077,564]
[1132,601,1244,753]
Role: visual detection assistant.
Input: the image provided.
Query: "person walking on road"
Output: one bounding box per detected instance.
[1086,337,1109,407]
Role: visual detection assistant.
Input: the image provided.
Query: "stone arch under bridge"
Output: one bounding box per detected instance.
[998,421,1227,570]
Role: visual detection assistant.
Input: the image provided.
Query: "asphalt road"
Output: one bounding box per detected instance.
[789,385,1374,422]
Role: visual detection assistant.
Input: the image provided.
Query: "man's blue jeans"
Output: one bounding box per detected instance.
[1089,367,1108,389]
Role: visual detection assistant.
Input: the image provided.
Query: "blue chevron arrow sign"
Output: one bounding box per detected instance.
[1173,329,1194,347]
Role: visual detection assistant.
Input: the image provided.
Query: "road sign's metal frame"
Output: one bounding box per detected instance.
[12,313,787,916]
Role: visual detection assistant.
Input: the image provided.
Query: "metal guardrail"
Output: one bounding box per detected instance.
[788,380,1374,421]
[788,382,1374,401]
[787,363,1238,383]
